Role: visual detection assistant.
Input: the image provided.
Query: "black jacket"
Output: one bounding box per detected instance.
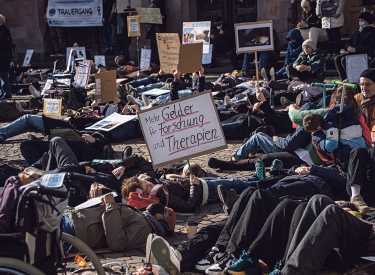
[345,26,375,58]
[147,177,203,213]
[103,0,115,22]
[120,154,157,179]
[211,22,235,47]
[0,25,12,71]
[301,2,322,29]
[108,12,132,45]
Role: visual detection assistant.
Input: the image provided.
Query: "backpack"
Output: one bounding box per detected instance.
[0,102,21,122]
[126,184,169,210]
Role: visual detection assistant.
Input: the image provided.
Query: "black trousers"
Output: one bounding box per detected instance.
[334,54,347,81]
[346,147,375,204]
[287,65,317,82]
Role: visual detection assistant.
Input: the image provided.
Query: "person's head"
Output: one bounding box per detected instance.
[359,68,375,99]
[301,0,311,13]
[359,12,373,28]
[114,55,125,66]
[18,171,42,186]
[146,203,176,232]
[182,162,205,177]
[286,29,303,46]
[330,86,361,118]
[121,176,154,198]
[302,39,315,54]
[213,16,224,28]
[303,114,324,133]
[0,14,5,26]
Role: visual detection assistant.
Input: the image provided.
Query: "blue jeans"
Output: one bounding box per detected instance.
[135,82,165,95]
[222,119,244,139]
[62,213,76,252]
[0,71,11,98]
[0,114,44,141]
[242,51,279,71]
[232,132,283,160]
[203,175,259,204]
[128,77,154,88]
[101,22,113,49]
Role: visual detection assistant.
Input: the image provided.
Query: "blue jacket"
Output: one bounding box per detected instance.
[312,104,366,169]
[275,127,311,151]
[285,29,303,66]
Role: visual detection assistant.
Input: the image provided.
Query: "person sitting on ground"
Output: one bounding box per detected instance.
[286,39,325,83]
[334,12,375,81]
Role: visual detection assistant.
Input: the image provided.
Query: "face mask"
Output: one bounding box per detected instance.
[359,21,365,29]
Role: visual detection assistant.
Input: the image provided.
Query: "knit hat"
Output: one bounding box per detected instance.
[359,12,373,25]
[360,68,375,83]
[114,55,124,63]
[301,0,310,7]
[302,39,315,50]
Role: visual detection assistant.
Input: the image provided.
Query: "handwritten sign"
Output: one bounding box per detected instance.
[94,55,106,69]
[182,21,211,54]
[138,91,227,168]
[43,99,62,116]
[136,8,162,24]
[128,15,141,37]
[346,54,368,84]
[22,49,34,67]
[74,60,91,88]
[140,48,152,70]
[156,33,180,73]
[94,70,117,104]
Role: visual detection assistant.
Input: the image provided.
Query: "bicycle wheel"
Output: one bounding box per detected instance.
[61,233,106,275]
[0,257,45,275]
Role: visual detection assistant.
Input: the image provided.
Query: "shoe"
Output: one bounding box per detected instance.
[195,246,225,271]
[146,233,157,264]
[254,160,266,180]
[260,68,269,82]
[103,145,115,159]
[150,236,181,275]
[29,84,41,98]
[224,250,262,275]
[27,134,39,141]
[269,260,283,275]
[351,194,370,214]
[41,151,50,171]
[223,96,231,106]
[270,159,283,173]
[241,70,250,77]
[295,93,304,107]
[208,157,232,169]
[280,96,293,108]
[230,156,238,162]
[270,67,276,82]
[122,145,132,160]
[218,185,239,215]
[142,94,151,106]
[126,95,143,107]
[205,252,237,275]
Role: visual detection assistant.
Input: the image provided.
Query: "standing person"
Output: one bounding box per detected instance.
[146,0,166,66]
[45,9,67,56]
[0,14,12,99]
[102,0,115,56]
[316,0,345,62]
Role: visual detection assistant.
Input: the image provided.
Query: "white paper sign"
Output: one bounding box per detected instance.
[142,88,169,97]
[138,91,227,168]
[85,113,136,131]
[66,47,87,64]
[41,173,65,188]
[22,49,34,67]
[43,99,62,116]
[182,21,211,54]
[47,0,103,27]
[140,48,151,70]
[202,44,213,65]
[346,54,368,84]
[116,0,142,13]
[129,17,140,35]
[94,55,106,69]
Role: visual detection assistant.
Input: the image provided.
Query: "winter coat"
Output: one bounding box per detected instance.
[120,154,157,179]
[285,29,304,66]
[301,1,322,29]
[275,127,312,151]
[316,0,345,29]
[102,0,115,23]
[355,93,375,132]
[0,24,12,71]
[108,12,132,45]
[345,26,375,58]
[211,22,236,47]
[293,48,325,82]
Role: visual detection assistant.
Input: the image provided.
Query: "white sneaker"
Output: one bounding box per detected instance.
[29,85,41,98]
[205,252,237,275]
[146,233,157,264]
[142,94,151,106]
[195,246,225,271]
[223,96,231,106]
[151,236,180,275]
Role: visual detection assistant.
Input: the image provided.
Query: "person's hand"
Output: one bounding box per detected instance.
[190,174,200,185]
[131,104,140,113]
[298,20,307,28]
[371,132,375,146]
[121,105,130,114]
[199,66,204,77]
[295,166,310,175]
[219,29,224,35]
[138,173,148,180]
[113,97,121,104]
[150,73,158,78]
[82,134,96,143]
[296,65,303,72]
[85,166,97,174]
[210,34,215,40]
[112,166,125,179]
[166,174,183,180]
[101,193,115,205]
[252,102,263,113]
[347,46,356,53]
[273,136,278,142]
[288,104,297,110]
[174,68,180,80]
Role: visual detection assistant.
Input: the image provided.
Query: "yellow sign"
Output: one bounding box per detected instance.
[127,15,141,37]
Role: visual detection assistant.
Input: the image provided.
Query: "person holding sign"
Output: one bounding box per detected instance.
[101,0,115,56]
[334,12,375,81]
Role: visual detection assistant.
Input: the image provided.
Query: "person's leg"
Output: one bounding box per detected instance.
[135,82,165,94]
[229,48,241,71]
[49,137,79,168]
[122,43,130,62]
[325,28,334,55]
[101,24,110,52]
[282,195,372,275]
[232,132,283,160]
[0,71,11,98]
[150,33,160,65]
[332,27,342,56]
[267,180,321,198]
[317,27,328,42]
[0,114,44,141]
[20,140,50,166]
[221,119,244,139]
[258,52,268,71]
[127,77,154,88]
[242,53,251,72]
[259,151,304,169]
[308,27,319,48]
[334,55,347,80]
[49,27,60,53]
[298,28,309,41]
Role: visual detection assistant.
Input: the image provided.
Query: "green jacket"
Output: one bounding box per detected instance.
[293,49,325,81]
[289,107,329,127]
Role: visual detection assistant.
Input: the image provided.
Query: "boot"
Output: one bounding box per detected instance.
[208,157,252,171]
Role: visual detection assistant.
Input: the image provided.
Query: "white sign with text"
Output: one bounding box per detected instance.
[138,91,227,167]
[22,49,34,67]
[140,48,151,70]
[94,55,106,69]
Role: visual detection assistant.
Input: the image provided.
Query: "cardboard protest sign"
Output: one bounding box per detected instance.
[140,48,152,70]
[94,70,117,104]
[346,54,368,84]
[94,55,106,69]
[138,91,227,168]
[116,0,141,13]
[22,49,34,67]
[182,21,211,54]
[136,8,162,24]
[156,33,180,73]
[43,99,62,116]
[74,60,91,88]
[178,43,203,74]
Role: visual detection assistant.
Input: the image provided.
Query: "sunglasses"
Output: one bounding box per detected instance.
[144,263,154,275]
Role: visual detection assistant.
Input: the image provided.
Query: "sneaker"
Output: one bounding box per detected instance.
[350,194,370,214]
[269,260,283,275]
[270,67,276,82]
[295,93,304,107]
[224,250,262,275]
[146,233,157,264]
[254,160,266,180]
[260,68,269,82]
[223,96,231,106]
[195,246,225,271]
[29,84,41,98]
[126,95,143,107]
[122,145,132,160]
[280,96,293,108]
[150,236,181,275]
[142,94,151,106]
[103,145,114,159]
[205,252,237,275]
[218,185,239,215]
[230,156,238,163]
[270,159,283,173]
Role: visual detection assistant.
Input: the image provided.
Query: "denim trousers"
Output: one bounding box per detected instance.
[203,175,259,204]
[222,119,244,139]
[283,195,372,275]
[0,71,11,98]
[128,77,154,88]
[135,82,165,95]
[242,51,279,71]
[0,114,44,140]
[232,132,283,160]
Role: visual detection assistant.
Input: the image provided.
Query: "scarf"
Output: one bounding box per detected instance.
[117,13,124,34]
[360,94,375,130]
